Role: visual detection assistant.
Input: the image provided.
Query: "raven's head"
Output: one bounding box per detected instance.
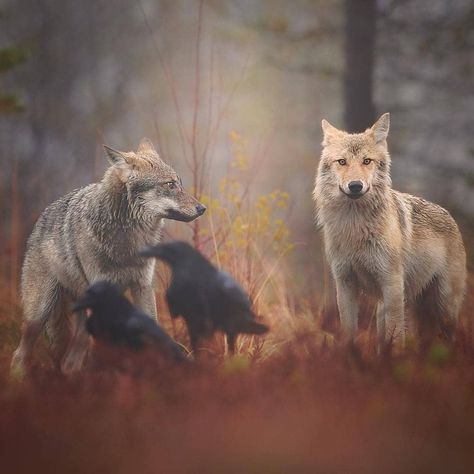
[72,281,126,317]
[139,241,204,267]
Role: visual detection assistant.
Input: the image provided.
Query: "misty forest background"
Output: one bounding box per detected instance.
[0,0,473,321]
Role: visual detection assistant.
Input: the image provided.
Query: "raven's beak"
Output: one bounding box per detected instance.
[139,245,160,258]
[72,297,93,313]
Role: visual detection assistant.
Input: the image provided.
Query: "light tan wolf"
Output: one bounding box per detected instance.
[11,139,206,374]
[313,113,466,348]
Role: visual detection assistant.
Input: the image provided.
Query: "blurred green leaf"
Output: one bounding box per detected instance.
[0,46,28,73]
[221,355,251,375]
[0,92,24,114]
[428,343,450,366]
[393,360,413,382]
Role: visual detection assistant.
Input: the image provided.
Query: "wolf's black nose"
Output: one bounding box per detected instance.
[196,204,206,216]
[348,181,363,194]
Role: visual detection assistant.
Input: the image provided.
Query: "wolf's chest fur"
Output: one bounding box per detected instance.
[322,207,394,296]
[320,192,451,302]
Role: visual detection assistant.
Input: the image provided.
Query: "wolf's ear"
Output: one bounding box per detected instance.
[103,145,134,181]
[137,138,157,154]
[321,119,342,146]
[370,113,390,143]
[104,145,127,166]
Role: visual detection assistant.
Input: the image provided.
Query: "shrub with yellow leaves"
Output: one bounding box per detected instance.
[186,131,297,357]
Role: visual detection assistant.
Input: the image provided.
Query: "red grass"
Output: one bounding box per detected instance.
[0,276,473,473]
[1,332,474,474]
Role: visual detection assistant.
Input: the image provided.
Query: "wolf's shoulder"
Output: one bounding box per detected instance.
[393,190,458,232]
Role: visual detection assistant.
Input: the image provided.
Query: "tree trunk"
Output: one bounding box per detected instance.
[343,0,377,132]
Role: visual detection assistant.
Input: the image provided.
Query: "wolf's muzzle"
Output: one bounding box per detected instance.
[340,182,368,200]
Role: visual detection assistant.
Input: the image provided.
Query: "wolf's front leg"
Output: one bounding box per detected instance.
[381,273,405,348]
[334,277,359,341]
[131,285,157,320]
[61,311,90,374]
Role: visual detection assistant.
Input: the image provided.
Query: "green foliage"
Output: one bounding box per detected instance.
[392,360,414,382]
[0,91,25,113]
[0,46,28,73]
[0,45,28,114]
[221,355,251,375]
[428,342,450,366]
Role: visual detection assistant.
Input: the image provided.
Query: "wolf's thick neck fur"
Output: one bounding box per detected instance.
[92,171,161,232]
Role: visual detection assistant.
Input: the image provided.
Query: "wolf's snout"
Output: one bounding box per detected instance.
[348,181,363,194]
[196,204,206,216]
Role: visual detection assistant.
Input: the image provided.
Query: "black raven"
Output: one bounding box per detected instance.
[139,241,269,354]
[72,281,185,361]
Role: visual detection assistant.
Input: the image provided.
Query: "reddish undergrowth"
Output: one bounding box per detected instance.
[1,293,474,473]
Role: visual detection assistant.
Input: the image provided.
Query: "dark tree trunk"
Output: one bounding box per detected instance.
[343,0,377,132]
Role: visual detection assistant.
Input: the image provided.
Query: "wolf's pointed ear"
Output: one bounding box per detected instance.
[371,113,390,143]
[103,145,133,181]
[137,138,157,154]
[104,145,126,165]
[321,119,342,146]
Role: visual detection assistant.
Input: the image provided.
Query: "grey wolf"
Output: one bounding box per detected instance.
[72,281,185,361]
[139,241,269,354]
[11,139,205,374]
[313,113,466,348]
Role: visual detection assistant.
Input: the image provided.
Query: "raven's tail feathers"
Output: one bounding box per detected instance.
[239,319,269,335]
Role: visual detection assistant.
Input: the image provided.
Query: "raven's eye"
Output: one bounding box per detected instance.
[363,158,372,165]
[166,181,177,190]
[337,159,347,166]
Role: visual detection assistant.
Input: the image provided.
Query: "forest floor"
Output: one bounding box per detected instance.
[0,275,474,474]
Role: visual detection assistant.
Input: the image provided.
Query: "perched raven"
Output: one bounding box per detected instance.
[72,281,185,361]
[139,241,269,354]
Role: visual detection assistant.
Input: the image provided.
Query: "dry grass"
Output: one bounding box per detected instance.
[1,316,474,473]
[1,220,474,473]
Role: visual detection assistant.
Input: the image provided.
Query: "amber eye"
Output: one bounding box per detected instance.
[337,159,347,166]
[166,181,177,190]
[363,158,372,165]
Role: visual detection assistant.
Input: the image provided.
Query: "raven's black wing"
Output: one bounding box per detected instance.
[167,276,209,322]
[214,270,252,311]
[125,310,185,360]
[213,270,268,334]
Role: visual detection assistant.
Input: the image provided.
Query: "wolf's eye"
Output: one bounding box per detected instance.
[363,158,372,165]
[337,159,347,166]
[166,181,178,190]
